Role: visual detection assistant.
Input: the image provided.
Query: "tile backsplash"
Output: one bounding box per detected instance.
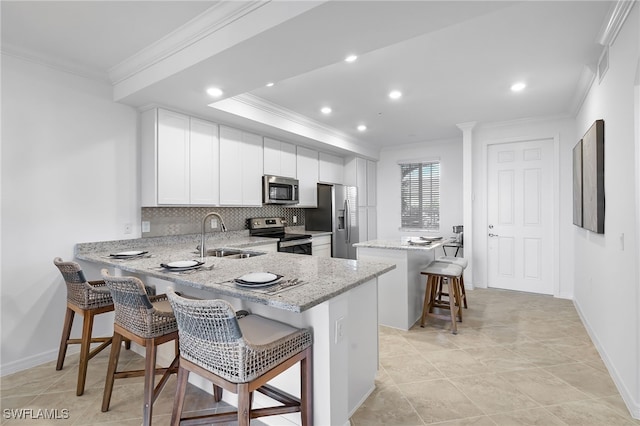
[141,206,306,237]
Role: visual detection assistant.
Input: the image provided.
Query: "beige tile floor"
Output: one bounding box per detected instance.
[351,288,640,425]
[1,288,638,425]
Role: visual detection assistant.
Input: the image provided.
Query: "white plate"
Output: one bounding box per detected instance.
[237,272,278,284]
[235,277,283,288]
[113,250,145,256]
[167,260,200,268]
[420,236,443,242]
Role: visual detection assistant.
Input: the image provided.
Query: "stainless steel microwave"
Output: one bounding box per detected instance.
[263,175,299,205]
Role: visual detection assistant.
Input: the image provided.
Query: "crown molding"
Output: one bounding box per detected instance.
[597,0,636,46]
[108,1,268,84]
[1,42,109,82]
[231,93,362,144]
[210,93,379,159]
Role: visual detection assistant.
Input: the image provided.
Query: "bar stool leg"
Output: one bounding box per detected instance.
[171,365,189,426]
[460,274,468,308]
[420,275,433,327]
[238,383,251,426]
[448,280,458,334]
[77,311,95,396]
[102,332,123,412]
[56,307,74,371]
[301,347,313,426]
[143,341,158,426]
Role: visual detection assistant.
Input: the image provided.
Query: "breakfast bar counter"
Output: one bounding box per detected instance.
[75,233,395,426]
[354,237,449,331]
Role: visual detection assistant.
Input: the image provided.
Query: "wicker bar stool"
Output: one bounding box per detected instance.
[53,258,114,396]
[100,270,179,426]
[166,288,313,426]
[420,261,464,334]
[435,256,469,308]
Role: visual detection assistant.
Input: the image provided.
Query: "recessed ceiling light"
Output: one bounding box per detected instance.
[206,87,223,97]
[511,82,526,92]
[357,124,367,132]
[345,54,358,63]
[321,106,332,114]
[266,82,274,87]
[389,90,402,99]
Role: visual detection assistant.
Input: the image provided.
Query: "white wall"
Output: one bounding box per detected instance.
[471,117,576,297]
[377,139,463,241]
[573,4,640,418]
[1,55,140,373]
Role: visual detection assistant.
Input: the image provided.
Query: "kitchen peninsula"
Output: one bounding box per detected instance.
[355,238,451,331]
[75,232,395,426]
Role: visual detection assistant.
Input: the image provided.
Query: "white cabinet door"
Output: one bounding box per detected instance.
[358,208,368,243]
[280,141,297,178]
[190,118,219,205]
[157,109,190,205]
[241,131,263,206]
[356,157,367,207]
[367,160,377,207]
[296,146,319,207]
[263,137,281,176]
[263,138,296,178]
[367,207,377,240]
[319,152,344,184]
[219,126,244,205]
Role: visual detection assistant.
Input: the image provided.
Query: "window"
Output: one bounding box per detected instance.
[400,161,440,230]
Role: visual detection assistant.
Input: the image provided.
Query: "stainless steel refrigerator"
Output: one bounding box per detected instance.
[306,183,359,259]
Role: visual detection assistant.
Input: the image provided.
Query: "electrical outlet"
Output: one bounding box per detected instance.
[124,223,132,234]
[335,316,345,344]
[210,218,218,229]
[142,221,150,233]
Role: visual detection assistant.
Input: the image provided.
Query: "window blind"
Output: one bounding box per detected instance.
[400,162,440,230]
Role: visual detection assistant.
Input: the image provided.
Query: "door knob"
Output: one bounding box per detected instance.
[488,233,499,237]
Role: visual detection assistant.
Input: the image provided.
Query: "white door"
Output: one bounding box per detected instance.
[487,139,555,294]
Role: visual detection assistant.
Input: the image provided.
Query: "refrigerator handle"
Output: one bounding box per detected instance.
[345,199,351,243]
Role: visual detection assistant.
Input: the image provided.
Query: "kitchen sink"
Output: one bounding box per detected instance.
[206,248,265,259]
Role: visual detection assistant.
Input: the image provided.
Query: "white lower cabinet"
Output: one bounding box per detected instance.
[312,235,332,257]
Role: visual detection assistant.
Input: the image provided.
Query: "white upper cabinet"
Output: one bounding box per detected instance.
[344,156,377,207]
[318,152,344,184]
[141,108,219,206]
[219,126,263,206]
[296,146,319,207]
[366,160,377,207]
[263,137,296,178]
[190,118,219,205]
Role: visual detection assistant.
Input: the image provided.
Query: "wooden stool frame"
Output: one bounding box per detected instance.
[421,273,463,334]
[56,299,113,396]
[171,346,313,426]
[102,323,179,426]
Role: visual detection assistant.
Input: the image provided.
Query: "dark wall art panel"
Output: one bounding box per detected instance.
[581,119,605,234]
[573,140,583,227]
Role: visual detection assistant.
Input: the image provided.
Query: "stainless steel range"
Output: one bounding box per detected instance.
[249,217,312,255]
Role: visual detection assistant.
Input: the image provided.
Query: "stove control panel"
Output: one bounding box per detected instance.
[249,217,286,230]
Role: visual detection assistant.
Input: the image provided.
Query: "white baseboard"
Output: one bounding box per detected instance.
[573,299,640,420]
[1,347,78,377]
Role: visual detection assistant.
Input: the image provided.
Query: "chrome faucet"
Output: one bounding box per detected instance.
[200,212,227,260]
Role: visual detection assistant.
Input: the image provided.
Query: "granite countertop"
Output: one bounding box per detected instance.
[354,237,453,251]
[75,232,394,313]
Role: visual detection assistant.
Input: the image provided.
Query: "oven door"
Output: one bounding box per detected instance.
[278,238,313,255]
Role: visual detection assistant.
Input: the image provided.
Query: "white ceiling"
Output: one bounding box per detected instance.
[1,1,614,155]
